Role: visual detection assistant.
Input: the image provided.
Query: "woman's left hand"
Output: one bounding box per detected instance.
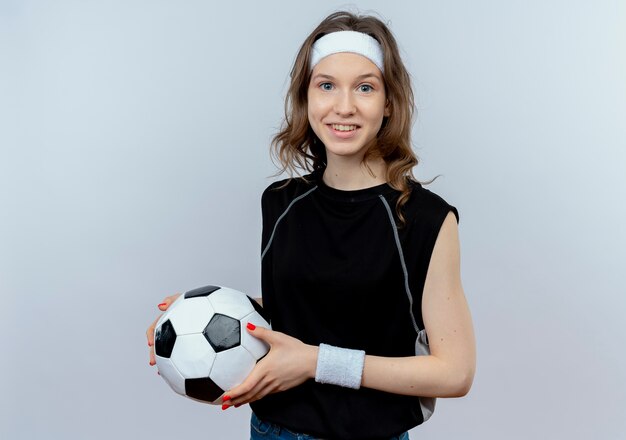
[221,323,318,409]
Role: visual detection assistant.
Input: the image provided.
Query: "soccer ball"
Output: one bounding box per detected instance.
[153,285,270,404]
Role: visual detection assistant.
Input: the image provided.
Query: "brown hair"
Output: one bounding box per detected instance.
[272,10,419,225]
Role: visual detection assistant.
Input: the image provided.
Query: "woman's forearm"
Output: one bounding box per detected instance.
[361,353,474,398]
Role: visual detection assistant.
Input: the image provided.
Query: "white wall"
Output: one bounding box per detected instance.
[1,1,624,438]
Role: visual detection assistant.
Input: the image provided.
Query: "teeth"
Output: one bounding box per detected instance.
[332,124,357,132]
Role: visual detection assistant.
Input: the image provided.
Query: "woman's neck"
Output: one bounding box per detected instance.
[322,157,388,190]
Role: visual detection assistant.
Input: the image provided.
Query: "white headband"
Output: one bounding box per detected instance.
[310,30,384,73]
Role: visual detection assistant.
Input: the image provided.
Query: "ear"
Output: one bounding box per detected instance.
[384,98,391,117]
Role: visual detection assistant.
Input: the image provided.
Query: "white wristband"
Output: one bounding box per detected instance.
[314,343,366,389]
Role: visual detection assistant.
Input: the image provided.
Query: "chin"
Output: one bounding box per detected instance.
[324,148,367,160]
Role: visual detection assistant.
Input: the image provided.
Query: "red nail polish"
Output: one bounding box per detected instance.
[222,395,231,402]
[158,302,167,308]
[221,404,229,411]
[149,360,155,366]
[247,322,256,331]
[235,404,241,408]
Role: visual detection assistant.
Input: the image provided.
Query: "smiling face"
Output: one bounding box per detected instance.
[307,52,390,164]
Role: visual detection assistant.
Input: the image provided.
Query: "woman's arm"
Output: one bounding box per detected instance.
[223,212,475,407]
[362,212,476,397]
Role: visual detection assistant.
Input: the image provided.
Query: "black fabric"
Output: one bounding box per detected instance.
[250,169,459,440]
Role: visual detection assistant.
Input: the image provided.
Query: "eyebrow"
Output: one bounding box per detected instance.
[312,73,382,82]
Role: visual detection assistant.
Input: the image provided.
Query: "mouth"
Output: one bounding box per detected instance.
[326,123,360,139]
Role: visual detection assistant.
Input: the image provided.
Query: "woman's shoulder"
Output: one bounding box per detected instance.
[404,180,460,224]
[261,172,318,207]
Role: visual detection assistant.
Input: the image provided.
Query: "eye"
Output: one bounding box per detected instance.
[359,84,373,93]
[320,82,333,91]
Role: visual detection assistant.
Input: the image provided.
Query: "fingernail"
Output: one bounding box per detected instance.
[157,371,160,375]
[222,395,231,402]
[158,302,167,308]
[235,404,241,408]
[149,360,155,366]
[247,322,256,331]
[221,404,229,411]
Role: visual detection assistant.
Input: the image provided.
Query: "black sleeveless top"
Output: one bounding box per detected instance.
[250,170,459,439]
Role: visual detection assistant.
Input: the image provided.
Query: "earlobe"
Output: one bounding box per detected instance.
[384,100,391,117]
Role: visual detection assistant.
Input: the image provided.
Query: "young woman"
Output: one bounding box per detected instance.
[147,11,475,440]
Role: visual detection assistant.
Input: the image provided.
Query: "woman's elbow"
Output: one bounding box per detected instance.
[449,367,475,397]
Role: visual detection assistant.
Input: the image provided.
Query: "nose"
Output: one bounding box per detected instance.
[333,90,356,116]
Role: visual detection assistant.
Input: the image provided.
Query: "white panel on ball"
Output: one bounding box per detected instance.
[170,333,217,378]
[155,356,186,396]
[210,345,256,391]
[168,297,215,335]
[240,311,271,360]
[207,287,255,320]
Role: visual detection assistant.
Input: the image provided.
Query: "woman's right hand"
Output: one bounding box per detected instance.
[146,293,181,366]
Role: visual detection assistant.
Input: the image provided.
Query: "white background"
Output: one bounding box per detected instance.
[1,1,625,439]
